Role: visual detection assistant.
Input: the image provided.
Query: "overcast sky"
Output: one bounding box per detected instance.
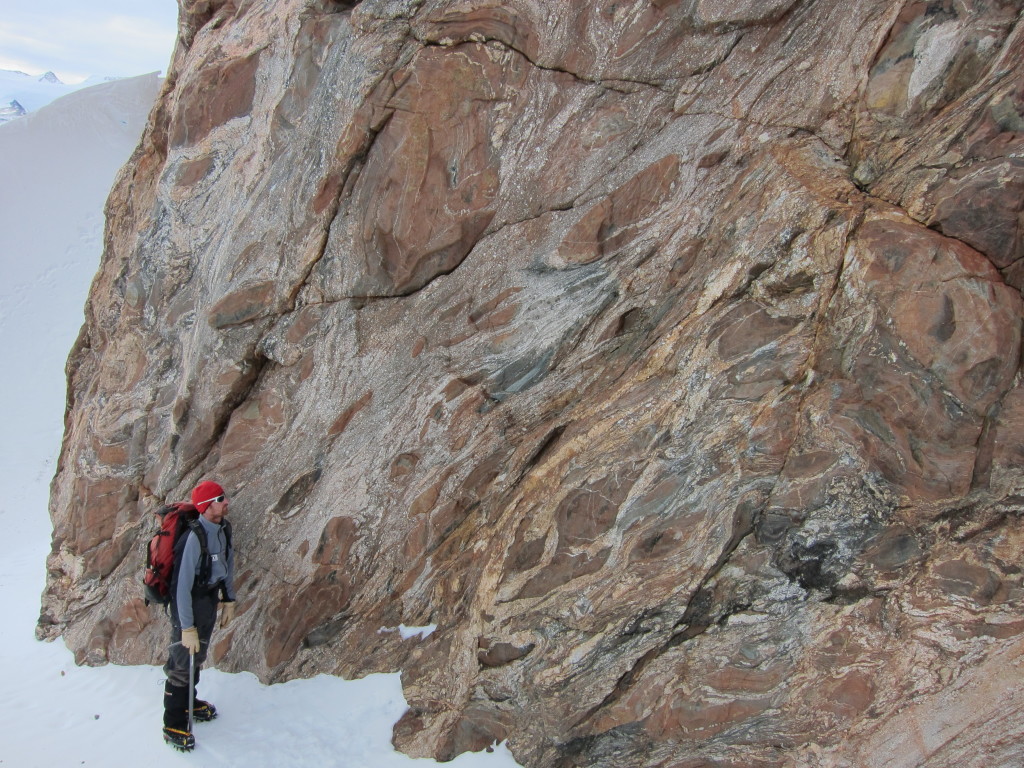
[0,0,178,83]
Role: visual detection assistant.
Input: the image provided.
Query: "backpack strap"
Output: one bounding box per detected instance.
[186,518,212,585]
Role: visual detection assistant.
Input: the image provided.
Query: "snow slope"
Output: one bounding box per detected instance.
[0,74,522,768]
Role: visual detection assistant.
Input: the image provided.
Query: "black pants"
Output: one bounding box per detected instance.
[163,589,219,728]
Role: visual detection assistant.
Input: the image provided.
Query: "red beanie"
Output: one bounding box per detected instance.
[191,480,225,513]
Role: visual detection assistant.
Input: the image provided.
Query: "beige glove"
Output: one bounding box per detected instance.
[219,602,236,628]
[181,626,200,654]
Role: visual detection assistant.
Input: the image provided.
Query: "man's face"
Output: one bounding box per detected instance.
[204,495,229,523]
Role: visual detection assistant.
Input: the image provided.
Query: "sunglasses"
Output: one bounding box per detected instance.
[198,494,226,505]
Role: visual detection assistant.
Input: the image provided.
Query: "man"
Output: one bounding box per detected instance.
[162,480,236,751]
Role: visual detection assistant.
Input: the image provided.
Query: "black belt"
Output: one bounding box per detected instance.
[193,580,226,599]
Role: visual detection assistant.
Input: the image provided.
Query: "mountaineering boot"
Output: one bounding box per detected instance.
[163,726,196,751]
[163,681,194,750]
[193,698,217,722]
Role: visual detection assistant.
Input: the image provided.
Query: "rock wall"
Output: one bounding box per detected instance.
[40,1,1024,766]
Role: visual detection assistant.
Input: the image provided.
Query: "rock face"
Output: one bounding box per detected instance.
[40,1,1024,766]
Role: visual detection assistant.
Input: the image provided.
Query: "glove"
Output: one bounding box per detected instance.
[181,626,201,654]
[219,601,236,628]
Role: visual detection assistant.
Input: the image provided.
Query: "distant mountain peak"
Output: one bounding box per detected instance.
[0,99,27,124]
[38,71,63,85]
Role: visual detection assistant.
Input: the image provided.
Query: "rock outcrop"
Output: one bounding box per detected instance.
[41,1,1024,766]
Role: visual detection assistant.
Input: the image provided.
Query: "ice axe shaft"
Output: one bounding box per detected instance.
[188,649,195,734]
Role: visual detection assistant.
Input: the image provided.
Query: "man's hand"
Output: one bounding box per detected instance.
[181,626,200,654]
[219,602,235,629]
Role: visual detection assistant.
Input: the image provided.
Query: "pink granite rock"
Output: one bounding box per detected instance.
[40,1,1024,766]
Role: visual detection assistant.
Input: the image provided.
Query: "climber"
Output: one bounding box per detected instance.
[161,480,237,751]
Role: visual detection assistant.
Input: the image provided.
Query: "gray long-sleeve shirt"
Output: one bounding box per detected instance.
[175,515,235,629]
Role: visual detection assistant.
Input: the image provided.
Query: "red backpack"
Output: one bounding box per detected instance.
[143,502,199,606]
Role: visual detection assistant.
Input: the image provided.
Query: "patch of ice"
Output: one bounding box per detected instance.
[377,624,438,640]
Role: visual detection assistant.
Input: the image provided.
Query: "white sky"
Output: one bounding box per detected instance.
[0,0,178,83]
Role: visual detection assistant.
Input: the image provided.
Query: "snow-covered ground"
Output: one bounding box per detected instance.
[0,74,522,768]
